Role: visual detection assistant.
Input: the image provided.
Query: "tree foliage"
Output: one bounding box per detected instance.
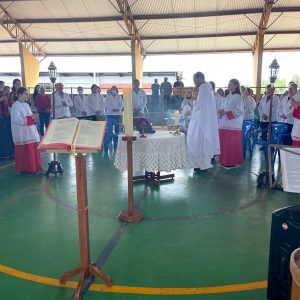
[291,74,300,85]
[261,78,287,94]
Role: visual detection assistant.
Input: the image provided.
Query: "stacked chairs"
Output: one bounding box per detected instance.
[103,116,123,152]
[251,127,269,160]
[251,123,290,165]
[270,123,290,166]
[242,120,255,159]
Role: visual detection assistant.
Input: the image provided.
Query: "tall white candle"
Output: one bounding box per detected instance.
[123,88,133,136]
[174,110,180,126]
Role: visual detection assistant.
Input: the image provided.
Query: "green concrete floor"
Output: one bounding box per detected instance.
[0,149,299,300]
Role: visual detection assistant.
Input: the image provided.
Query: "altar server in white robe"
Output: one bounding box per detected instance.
[187,72,220,172]
[180,96,192,131]
[278,83,299,134]
[219,79,244,168]
[74,86,90,119]
[243,87,256,120]
[181,90,193,110]
[87,84,105,120]
[289,83,300,147]
[53,83,73,119]
[10,87,43,175]
[132,79,155,133]
[210,82,225,124]
[258,84,280,141]
[291,103,300,147]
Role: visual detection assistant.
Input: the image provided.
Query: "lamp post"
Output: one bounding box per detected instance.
[48,61,57,118]
[46,61,63,177]
[267,58,280,187]
[269,58,280,84]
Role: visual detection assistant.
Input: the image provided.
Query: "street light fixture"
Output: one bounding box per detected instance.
[48,61,57,84]
[46,61,63,177]
[269,58,280,84]
[257,58,281,188]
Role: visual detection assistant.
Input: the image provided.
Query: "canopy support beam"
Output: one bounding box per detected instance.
[115,0,144,84]
[252,0,275,98]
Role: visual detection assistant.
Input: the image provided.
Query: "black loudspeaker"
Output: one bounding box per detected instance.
[267,205,300,300]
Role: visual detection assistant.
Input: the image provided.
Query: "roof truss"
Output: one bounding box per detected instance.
[0,4,45,57]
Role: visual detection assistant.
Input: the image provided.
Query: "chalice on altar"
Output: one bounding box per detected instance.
[168,110,180,135]
[173,125,180,135]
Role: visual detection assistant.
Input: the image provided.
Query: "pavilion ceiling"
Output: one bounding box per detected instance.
[0,0,299,56]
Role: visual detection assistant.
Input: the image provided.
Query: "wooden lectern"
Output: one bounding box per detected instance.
[60,154,112,299]
[38,119,111,299]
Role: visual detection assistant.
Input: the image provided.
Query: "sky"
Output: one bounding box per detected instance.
[0,51,299,87]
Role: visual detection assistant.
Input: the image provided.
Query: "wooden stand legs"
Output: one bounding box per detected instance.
[133,171,175,185]
[119,136,143,223]
[60,154,112,300]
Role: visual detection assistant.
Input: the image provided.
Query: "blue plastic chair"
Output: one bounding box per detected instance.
[251,127,268,158]
[242,120,255,159]
[252,123,289,165]
[270,123,289,165]
[104,116,123,152]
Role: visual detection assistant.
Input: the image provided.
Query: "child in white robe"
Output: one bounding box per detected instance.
[10,87,43,175]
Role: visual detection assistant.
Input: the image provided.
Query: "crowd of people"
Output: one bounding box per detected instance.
[1,74,300,176]
[0,78,155,175]
[184,74,300,173]
[151,75,184,111]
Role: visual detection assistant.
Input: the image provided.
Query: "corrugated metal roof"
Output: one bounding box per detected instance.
[24,21,127,39]
[274,0,300,8]
[137,14,261,37]
[0,0,299,56]
[0,43,18,55]
[3,0,119,19]
[130,0,264,15]
[144,35,256,53]
[40,40,129,54]
[264,33,300,49]
[267,12,300,31]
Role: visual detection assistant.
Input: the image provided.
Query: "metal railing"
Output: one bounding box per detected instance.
[27,85,294,97]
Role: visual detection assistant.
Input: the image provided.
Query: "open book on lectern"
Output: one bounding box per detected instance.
[280,147,300,193]
[38,118,106,153]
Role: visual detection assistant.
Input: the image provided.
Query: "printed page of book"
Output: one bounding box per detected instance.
[38,118,79,150]
[280,148,300,193]
[73,120,106,151]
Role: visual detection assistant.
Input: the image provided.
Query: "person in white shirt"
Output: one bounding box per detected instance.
[186,72,220,172]
[219,79,244,168]
[132,79,155,134]
[105,85,123,135]
[105,86,123,116]
[53,83,73,119]
[258,84,280,141]
[74,86,90,119]
[132,79,147,115]
[241,86,256,120]
[87,84,105,120]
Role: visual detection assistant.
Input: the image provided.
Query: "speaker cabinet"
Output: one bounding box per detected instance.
[267,205,300,300]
